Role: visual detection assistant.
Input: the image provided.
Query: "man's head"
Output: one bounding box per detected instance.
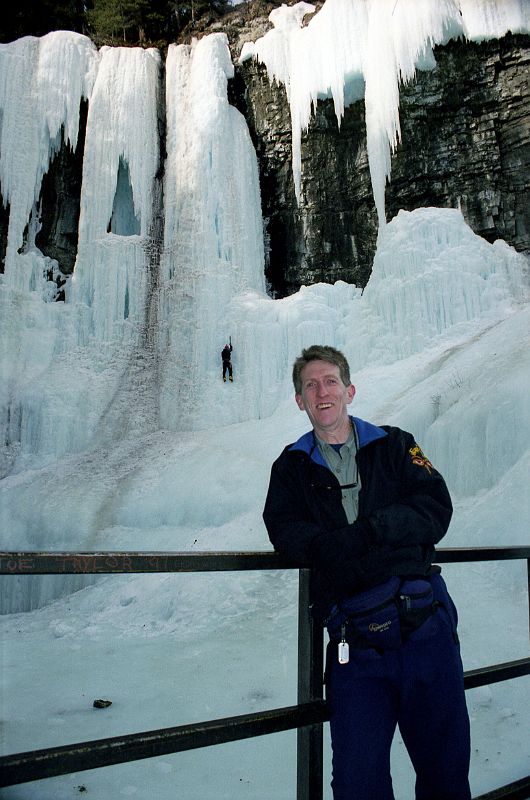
[292,345,351,393]
[292,346,355,443]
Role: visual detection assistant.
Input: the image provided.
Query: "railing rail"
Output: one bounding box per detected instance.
[1,545,529,574]
[1,546,529,799]
[0,702,330,787]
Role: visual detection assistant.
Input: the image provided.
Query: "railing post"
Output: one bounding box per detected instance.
[297,568,325,800]
[527,558,530,643]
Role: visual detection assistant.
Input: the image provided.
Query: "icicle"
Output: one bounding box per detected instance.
[0,32,99,279]
[241,0,529,224]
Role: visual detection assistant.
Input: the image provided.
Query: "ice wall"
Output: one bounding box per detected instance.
[0,36,166,608]
[210,207,529,448]
[347,208,530,368]
[0,33,99,473]
[0,38,163,474]
[0,32,98,280]
[71,45,162,344]
[241,0,530,223]
[340,208,530,497]
[157,35,265,431]
[0,29,268,482]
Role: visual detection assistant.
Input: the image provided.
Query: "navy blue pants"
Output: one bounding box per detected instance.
[326,574,471,800]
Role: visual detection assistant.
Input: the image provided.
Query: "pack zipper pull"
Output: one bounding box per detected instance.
[338,623,349,664]
[400,594,412,611]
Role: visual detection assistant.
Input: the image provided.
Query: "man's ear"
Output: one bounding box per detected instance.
[295,393,305,411]
[347,384,356,403]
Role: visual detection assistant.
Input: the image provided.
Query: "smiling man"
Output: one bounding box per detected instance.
[294,357,355,442]
[263,345,471,800]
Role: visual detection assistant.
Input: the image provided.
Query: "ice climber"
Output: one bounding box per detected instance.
[222,342,233,382]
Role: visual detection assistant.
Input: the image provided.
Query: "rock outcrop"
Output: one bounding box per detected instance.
[228,22,529,295]
[387,34,530,258]
[232,56,378,295]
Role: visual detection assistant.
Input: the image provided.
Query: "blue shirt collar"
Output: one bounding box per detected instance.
[289,416,387,465]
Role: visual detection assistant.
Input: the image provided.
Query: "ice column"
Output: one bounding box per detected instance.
[0,33,99,472]
[0,31,98,286]
[71,45,162,345]
[158,35,265,430]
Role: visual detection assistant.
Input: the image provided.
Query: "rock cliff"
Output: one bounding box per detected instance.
[225,11,529,295]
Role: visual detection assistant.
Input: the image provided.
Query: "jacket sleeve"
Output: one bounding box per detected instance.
[263,452,322,565]
[365,429,453,549]
[263,450,370,588]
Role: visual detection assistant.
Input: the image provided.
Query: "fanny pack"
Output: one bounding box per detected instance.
[325,576,437,661]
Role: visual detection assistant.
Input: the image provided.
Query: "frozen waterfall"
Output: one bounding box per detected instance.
[0,8,529,628]
[0,15,529,798]
[157,35,265,432]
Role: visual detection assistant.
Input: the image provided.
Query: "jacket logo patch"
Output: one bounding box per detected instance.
[409,445,433,474]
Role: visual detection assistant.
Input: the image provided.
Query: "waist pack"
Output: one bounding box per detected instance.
[325,576,436,654]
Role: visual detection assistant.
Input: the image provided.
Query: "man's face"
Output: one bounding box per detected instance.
[295,360,355,442]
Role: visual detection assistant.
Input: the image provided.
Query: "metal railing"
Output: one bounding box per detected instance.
[0,546,529,799]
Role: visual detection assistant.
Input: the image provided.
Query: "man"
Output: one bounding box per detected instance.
[222,342,233,382]
[263,345,471,800]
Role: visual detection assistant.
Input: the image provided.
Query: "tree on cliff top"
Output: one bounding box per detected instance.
[1,0,86,42]
[90,0,219,45]
[86,0,154,43]
[0,0,231,45]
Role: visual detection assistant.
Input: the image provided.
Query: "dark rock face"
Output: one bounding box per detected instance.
[230,31,529,296]
[232,59,376,295]
[387,34,530,254]
[34,100,87,281]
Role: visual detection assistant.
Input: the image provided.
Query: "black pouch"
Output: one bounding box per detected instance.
[398,577,436,638]
[326,577,402,650]
[326,576,436,652]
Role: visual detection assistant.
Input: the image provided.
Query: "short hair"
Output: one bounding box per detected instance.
[292,345,351,393]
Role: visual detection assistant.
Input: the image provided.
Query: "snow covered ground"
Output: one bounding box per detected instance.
[1,206,529,799]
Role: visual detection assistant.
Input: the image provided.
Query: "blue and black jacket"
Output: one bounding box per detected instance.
[263,417,452,622]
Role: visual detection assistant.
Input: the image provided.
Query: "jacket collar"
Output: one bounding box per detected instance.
[289,416,387,466]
